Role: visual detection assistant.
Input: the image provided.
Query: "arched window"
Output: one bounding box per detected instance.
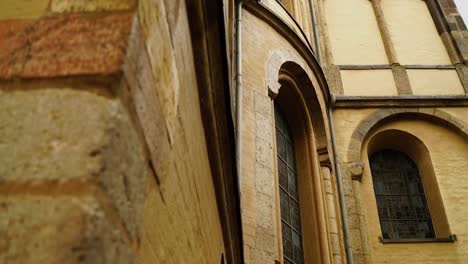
[370,149,435,240]
[275,104,304,264]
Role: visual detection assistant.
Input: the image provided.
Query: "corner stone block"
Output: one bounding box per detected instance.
[0,80,148,243]
[255,163,274,196]
[254,92,272,116]
[1,196,135,264]
[255,112,273,141]
[255,137,274,168]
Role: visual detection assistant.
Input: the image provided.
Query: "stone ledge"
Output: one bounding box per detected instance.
[333,95,468,108]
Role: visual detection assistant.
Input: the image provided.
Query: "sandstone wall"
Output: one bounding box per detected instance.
[0,0,227,263]
[241,7,341,263]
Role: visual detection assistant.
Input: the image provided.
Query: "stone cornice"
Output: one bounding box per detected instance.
[333,95,468,108]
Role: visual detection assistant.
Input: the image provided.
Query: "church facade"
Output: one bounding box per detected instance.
[1,0,468,263]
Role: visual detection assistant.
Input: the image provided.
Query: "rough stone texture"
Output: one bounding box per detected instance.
[322,166,345,264]
[437,0,468,64]
[441,32,463,64]
[323,65,344,95]
[251,91,277,261]
[456,64,468,92]
[0,12,133,79]
[0,78,148,262]
[1,196,135,264]
[122,0,227,263]
[391,64,412,95]
[242,10,335,263]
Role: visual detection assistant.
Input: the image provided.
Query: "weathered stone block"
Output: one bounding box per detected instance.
[254,92,272,116]
[256,193,274,229]
[255,137,274,168]
[0,80,147,242]
[255,112,273,142]
[0,12,133,79]
[1,196,134,264]
[255,163,274,196]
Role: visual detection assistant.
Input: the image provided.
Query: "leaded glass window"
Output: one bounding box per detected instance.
[275,104,304,264]
[370,149,435,240]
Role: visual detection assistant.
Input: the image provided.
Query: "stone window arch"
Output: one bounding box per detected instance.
[366,129,452,242]
[265,50,334,263]
[275,102,304,264]
[272,72,331,263]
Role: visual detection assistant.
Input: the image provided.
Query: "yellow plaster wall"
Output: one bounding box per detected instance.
[381,0,452,65]
[341,70,398,96]
[324,0,388,65]
[408,70,464,95]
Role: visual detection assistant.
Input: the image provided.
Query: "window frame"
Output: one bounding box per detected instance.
[271,74,331,263]
[275,103,305,264]
[369,149,435,241]
[365,129,455,244]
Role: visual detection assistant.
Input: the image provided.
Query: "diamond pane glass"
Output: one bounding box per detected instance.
[370,149,435,240]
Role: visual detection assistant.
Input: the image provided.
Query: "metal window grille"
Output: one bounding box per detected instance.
[275,104,304,264]
[370,149,435,240]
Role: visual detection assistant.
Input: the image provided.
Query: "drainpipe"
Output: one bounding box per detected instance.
[327,94,354,264]
[309,0,353,260]
[309,0,321,63]
[235,0,243,195]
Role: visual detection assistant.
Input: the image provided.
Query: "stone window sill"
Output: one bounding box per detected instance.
[379,234,457,244]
